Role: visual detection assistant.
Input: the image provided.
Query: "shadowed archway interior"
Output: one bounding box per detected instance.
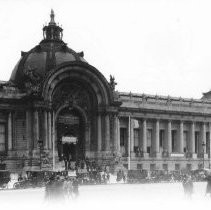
[56,107,86,163]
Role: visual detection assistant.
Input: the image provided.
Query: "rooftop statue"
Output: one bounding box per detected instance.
[109,75,117,91]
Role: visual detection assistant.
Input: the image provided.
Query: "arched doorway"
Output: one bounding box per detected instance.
[56,107,86,169]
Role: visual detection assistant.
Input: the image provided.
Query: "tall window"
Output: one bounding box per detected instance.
[150,164,156,171]
[147,129,152,154]
[172,130,177,152]
[137,164,142,170]
[120,128,127,156]
[159,130,164,151]
[183,131,188,152]
[120,128,127,146]
[0,124,6,152]
[206,132,210,154]
[195,132,199,154]
[134,129,139,152]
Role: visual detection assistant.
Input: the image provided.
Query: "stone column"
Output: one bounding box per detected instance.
[209,123,211,167]
[142,119,147,154]
[33,110,39,148]
[117,117,120,153]
[203,123,206,154]
[167,120,172,154]
[190,122,195,154]
[26,110,32,151]
[105,114,110,151]
[199,123,206,154]
[128,116,131,169]
[8,112,12,151]
[130,118,134,155]
[48,112,52,149]
[113,114,119,152]
[97,114,102,151]
[179,121,184,153]
[138,120,142,149]
[44,111,48,149]
[153,119,160,156]
[156,120,160,153]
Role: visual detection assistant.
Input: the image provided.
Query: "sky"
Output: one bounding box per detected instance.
[0,0,211,99]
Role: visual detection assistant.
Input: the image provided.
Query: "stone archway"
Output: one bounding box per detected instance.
[56,106,86,166]
[42,63,114,106]
[52,79,96,162]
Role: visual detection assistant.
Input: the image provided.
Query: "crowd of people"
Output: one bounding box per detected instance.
[126,169,210,184]
[2,158,211,201]
[44,174,79,201]
[181,173,211,198]
[43,169,211,201]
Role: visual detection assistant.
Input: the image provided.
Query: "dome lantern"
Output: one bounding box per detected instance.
[42,10,63,42]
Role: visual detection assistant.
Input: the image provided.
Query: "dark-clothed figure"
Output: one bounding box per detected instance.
[205,175,211,197]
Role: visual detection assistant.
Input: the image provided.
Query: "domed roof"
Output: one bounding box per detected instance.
[10,10,87,88]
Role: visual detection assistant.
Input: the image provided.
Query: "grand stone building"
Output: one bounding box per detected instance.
[0,11,211,172]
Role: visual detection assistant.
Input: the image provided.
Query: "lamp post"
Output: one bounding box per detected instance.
[202,141,206,169]
[38,140,43,171]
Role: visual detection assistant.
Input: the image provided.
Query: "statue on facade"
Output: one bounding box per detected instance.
[109,75,117,91]
[23,65,41,82]
[23,65,42,96]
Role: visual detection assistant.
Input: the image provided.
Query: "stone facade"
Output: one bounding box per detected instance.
[117,92,211,170]
[0,11,210,172]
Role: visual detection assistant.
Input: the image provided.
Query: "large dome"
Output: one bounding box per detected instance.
[10,10,86,88]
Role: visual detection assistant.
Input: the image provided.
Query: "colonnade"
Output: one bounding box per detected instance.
[119,117,211,158]
[6,109,211,159]
[94,114,211,157]
[97,113,112,152]
[24,110,54,151]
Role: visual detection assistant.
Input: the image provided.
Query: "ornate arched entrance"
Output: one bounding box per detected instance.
[41,63,119,169]
[52,80,93,168]
[56,107,86,167]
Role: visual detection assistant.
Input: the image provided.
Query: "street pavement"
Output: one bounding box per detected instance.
[0,182,210,210]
